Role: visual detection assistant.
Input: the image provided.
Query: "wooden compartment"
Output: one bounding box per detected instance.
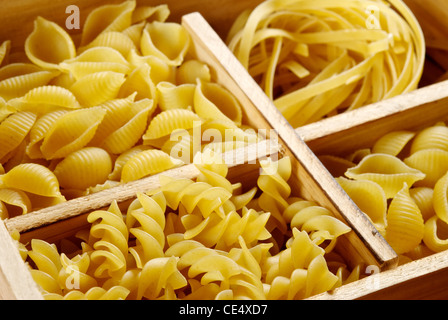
[0,7,395,300]
[298,75,448,299]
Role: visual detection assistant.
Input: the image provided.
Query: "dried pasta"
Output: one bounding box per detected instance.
[20,156,356,300]
[321,122,448,262]
[226,0,425,127]
[0,0,262,214]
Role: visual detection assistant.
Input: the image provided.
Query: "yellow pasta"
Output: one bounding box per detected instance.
[18,155,355,300]
[0,111,37,163]
[227,0,425,127]
[108,145,153,181]
[87,202,129,280]
[26,110,68,159]
[410,123,448,154]
[0,65,58,101]
[372,130,415,156]
[337,177,388,236]
[40,107,107,160]
[9,85,81,113]
[80,0,136,46]
[385,183,424,255]
[156,82,196,111]
[176,59,211,85]
[345,153,425,198]
[0,163,65,203]
[127,50,175,84]
[404,149,448,188]
[117,63,156,101]
[25,16,76,70]
[70,71,126,108]
[140,21,190,67]
[143,108,202,143]
[102,99,155,155]
[120,149,184,183]
[433,171,448,224]
[423,216,448,253]
[0,188,32,218]
[194,79,243,126]
[0,40,10,67]
[409,187,435,222]
[59,47,131,80]
[53,147,113,191]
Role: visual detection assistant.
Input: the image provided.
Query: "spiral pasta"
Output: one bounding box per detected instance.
[19,155,355,300]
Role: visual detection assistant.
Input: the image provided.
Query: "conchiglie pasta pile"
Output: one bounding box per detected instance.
[14,155,359,300]
[320,122,448,263]
[226,0,425,127]
[0,1,260,218]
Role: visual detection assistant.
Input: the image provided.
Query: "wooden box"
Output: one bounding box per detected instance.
[0,3,395,300]
[2,0,448,301]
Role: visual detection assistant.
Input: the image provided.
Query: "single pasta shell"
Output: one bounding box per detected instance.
[410,124,448,154]
[345,153,425,198]
[121,149,184,183]
[70,71,126,107]
[140,21,190,66]
[128,50,175,84]
[385,183,424,255]
[176,59,211,85]
[40,106,107,160]
[194,79,242,126]
[0,163,64,199]
[25,16,76,69]
[404,148,448,188]
[117,63,156,101]
[0,111,37,162]
[102,99,154,154]
[54,147,112,190]
[0,188,32,217]
[89,93,137,147]
[80,31,137,58]
[423,216,448,253]
[372,130,415,156]
[26,110,68,159]
[336,177,387,235]
[143,108,202,141]
[81,0,136,46]
[9,85,81,112]
[409,187,435,222]
[0,70,59,101]
[156,82,195,111]
[108,145,153,181]
[433,171,448,224]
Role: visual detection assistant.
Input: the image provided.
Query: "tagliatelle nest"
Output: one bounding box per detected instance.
[227,0,426,127]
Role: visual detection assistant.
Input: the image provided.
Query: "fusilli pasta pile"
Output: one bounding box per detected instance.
[321,122,448,263]
[15,156,358,300]
[0,1,260,218]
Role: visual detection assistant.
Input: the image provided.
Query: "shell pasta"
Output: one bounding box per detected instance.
[0,1,262,214]
[321,121,448,263]
[20,156,356,300]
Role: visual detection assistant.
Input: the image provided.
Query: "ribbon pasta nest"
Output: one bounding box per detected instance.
[320,122,448,263]
[0,1,261,218]
[227,0,426,127]
[15,156,358,300]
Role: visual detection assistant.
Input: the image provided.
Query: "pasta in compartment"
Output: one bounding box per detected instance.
[226,0,425,127]
[15,155,361,300]
[320,121,448,264]
[0,0,262,212]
